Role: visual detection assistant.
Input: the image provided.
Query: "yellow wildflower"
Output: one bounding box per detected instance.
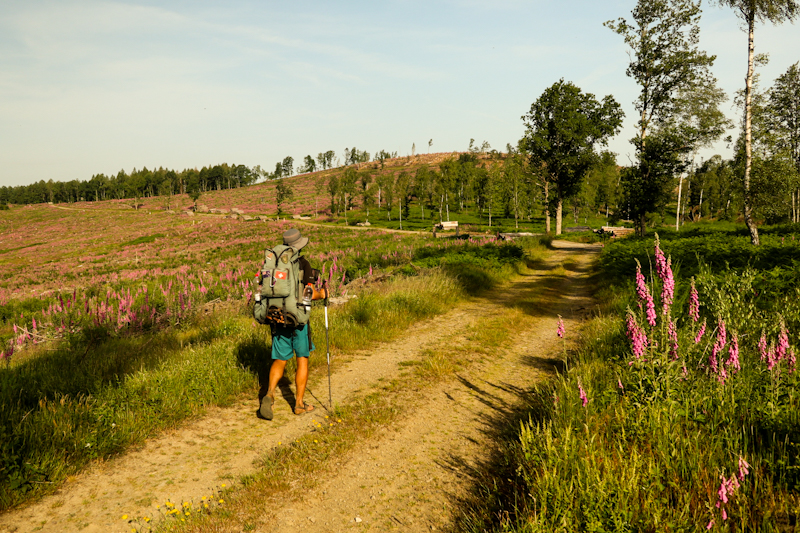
[121,514,128,520]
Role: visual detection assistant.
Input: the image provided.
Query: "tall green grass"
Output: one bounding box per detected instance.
[461,227,800,532]
[0,238,541,511]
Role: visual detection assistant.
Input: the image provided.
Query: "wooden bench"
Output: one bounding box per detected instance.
[564,226,591,233]
[435,221,459,231]
[433,221,459,237]
[599,226,635,238]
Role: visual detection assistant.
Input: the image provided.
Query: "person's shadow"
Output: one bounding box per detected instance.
[234,335,296,417]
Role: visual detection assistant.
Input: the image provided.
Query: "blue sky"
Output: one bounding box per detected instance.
[1,0,799,187]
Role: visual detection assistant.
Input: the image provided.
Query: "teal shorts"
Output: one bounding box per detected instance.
[271,323,315,361]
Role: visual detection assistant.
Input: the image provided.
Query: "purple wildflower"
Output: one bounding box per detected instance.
[758,333,768,361]
[557,316,565,339]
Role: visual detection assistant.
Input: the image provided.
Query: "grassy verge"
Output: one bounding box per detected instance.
[0,238,545,512]
[459,225,800,532]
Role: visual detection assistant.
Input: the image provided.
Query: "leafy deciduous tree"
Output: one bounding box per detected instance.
[522,79,623,234]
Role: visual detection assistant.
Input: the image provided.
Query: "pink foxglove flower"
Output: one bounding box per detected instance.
[635,260,658,327]
[660,258,675,315]
[726,333,740,373]
[695,319,707,344]
[758,333,768,361]
[626,312,648,359]
[579,383,588,407]
[668,319,679,360]
[654,234,667,279]
[556,316,565,339]
[689,278,700,322]
[738,456,750,481]
[777,321,790,361]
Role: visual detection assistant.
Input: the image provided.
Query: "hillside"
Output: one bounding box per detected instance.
[28,152,481,218]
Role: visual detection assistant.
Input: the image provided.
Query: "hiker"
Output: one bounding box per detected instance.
[257,228,327,420]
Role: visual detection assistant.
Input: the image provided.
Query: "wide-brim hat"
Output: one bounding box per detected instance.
[282,228,308,250]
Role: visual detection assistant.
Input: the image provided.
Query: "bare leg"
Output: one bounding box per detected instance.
[266,359,287,401]
[294,357,313,412]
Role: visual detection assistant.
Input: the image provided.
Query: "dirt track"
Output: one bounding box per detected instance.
[0,241,599,533]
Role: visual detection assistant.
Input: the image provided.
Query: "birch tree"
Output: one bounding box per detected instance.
[712,0,798,243]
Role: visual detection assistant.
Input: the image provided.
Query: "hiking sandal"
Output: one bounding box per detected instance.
[294,402,315,415]
[259,395,274,420]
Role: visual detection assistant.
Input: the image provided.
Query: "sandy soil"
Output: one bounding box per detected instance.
[0,241,599,533]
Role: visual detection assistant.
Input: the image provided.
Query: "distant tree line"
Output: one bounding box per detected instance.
[0,163,262,207]
[0,146,401,208]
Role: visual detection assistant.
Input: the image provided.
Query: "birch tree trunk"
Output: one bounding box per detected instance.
[743,11,760,245]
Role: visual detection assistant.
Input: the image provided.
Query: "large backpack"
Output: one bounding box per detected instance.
[253,244,311,327]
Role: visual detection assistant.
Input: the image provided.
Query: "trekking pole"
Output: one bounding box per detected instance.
[324,281,332,410]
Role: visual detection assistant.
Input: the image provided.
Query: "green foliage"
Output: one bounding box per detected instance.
[414,242,526,292]
[522,79,624,233]
[466,226,800,531]
[607,0,721,234]
[275,179,294,214]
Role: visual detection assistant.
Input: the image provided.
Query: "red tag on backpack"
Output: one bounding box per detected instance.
[275,270,287,280]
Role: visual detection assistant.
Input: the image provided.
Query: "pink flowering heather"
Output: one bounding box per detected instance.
[689,278,700,322]
[557,316,565,338]
[626,312,649,359]
[579,383,588,407]
[726,332,741,373]
[635,260,657,327]
[668,319,679,360]
[695,319,707,344]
